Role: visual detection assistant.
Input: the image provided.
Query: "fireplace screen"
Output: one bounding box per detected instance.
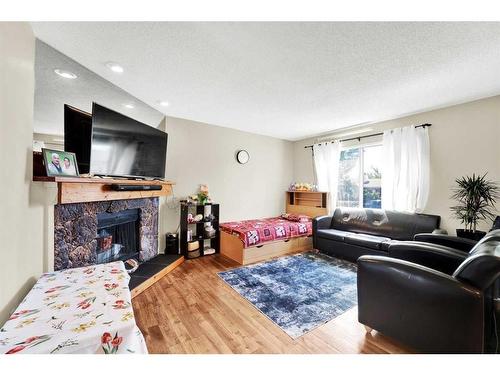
[96,209,140,264]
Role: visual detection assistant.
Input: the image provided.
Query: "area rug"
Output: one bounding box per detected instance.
[218,252,357,338]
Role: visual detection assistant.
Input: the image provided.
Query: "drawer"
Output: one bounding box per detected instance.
[298,236,313,250]
[243,238,298,264]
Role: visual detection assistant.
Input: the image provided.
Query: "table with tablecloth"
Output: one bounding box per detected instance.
[0,261,147,354]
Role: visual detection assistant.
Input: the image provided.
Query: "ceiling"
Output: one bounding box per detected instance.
[31,22,500,141]
[34,40,165,136]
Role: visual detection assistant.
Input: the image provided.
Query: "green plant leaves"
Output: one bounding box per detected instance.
[450,173,500,232]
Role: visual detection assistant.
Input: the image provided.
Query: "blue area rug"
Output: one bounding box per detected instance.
[218,252,357,338]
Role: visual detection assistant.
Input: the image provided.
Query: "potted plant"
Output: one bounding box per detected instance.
[450,173,500,241]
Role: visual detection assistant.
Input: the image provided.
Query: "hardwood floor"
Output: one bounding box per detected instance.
[132,253,414,354]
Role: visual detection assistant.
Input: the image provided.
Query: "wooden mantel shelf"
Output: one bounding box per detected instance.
[33,176,175,204]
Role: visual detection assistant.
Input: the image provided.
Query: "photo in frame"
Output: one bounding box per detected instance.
[42,148,80,177]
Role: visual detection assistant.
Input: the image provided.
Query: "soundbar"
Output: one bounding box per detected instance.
[110,184,162,192]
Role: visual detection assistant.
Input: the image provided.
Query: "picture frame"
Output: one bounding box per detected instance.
[42,148,80,177]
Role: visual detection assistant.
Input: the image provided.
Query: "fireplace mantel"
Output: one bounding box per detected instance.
[33,176,174,204]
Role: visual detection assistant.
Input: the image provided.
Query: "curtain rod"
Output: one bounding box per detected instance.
[303,123,432,149]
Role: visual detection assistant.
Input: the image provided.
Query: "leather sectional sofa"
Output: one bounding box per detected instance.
[357,229,500,353]
[312,208,441,262]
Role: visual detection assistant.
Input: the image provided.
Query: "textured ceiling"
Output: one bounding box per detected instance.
[31,22,500,140]
[34,40,164,136]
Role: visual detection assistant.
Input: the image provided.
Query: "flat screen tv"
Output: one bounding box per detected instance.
[64,105,92,174]
[90,103,168,179]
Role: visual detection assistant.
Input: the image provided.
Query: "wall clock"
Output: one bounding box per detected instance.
[236,150,250,164]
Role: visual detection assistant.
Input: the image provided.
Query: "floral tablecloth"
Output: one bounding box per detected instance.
[0,261,148,354]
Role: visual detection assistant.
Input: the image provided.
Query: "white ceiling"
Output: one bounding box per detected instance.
[34,40,165,136]
[31,22,500,141]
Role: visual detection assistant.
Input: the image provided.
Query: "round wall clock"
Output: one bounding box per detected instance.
[236,150,250,164]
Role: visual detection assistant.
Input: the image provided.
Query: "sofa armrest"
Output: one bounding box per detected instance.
[312,215,332,249]
[414,233,477,252]
[357,256,484,353]
[388,241,467,275]
[432,228,448,235]
[312,215,332,232]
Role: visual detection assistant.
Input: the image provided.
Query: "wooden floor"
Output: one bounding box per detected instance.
[132,253,414,354]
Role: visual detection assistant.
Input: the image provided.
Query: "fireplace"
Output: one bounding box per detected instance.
[96,209,139,264]
[54,198,158,270]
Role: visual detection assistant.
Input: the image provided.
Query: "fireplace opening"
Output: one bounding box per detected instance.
[96,208,140,264]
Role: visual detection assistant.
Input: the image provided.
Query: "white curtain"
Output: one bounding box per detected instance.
[313,141,341,214]
[381,125,430,213]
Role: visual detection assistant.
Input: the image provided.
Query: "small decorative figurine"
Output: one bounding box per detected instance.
[289,182,317,191]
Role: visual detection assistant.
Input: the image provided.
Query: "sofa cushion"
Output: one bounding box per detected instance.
[344,233,392,250]
[331,208,441,241]
[316,228,349,242]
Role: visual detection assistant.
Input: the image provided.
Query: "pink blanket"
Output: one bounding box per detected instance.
[220,217,312,248]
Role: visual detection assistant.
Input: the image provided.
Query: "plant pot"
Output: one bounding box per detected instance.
[456,229,486,241]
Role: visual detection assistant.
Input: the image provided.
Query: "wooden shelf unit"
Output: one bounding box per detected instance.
[33,176,174,204]
[286,191,328,218]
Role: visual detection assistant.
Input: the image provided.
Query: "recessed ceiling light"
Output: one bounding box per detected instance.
[54,69,77,79]
[105,62,124,73]
[158,101,169,107]
[123,104,134,109]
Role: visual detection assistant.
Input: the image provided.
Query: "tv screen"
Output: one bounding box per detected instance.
[64,105,92,174]
[90,103,167,179]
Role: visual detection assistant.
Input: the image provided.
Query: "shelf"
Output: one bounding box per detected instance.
[286,191,328,217]
[33,176,175,204]
[180,202,217,207]
[187,219,216,225]
[287,190,327,194]
[33,176,173,184]
[180,203,220,259]
[186,236,217,242]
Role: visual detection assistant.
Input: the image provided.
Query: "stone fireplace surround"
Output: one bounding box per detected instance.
[54,197,159,271]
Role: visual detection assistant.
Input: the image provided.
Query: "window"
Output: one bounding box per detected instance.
[362,145,382,208]
[337,148,360,207]
[337,144,382,208]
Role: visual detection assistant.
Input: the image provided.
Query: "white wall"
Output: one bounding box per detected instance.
[293,95,500,234]
[32,132,64,151]
[0,23,44,325]
[160,116,294,235]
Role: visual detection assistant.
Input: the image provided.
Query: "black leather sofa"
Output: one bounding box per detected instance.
[413,232,478,252]
[312,208,441,262]
[357,229,500,353]
[412,215,500,252]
